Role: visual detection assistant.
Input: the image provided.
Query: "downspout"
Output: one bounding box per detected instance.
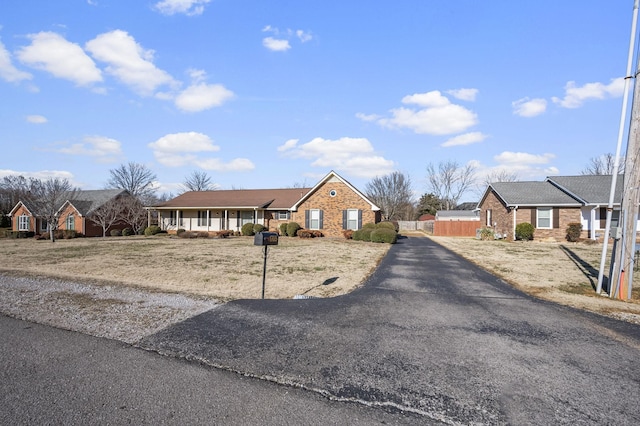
[591,205,600,241]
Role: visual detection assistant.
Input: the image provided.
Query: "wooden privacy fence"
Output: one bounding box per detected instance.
[433,220,480,237]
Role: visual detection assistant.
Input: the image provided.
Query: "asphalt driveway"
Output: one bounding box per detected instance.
[139,236,640,425]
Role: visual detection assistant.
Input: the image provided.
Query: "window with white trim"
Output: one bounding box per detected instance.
[19,215,30,231]
[40,220,48,232]
[309,209,321,230]
[277,211,290,220]
[347,209,359,230]
[537,207,552,229]
[66,214,75,231]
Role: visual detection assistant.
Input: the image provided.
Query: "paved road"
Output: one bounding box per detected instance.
[140,236,640,425]
[0,314,430,425]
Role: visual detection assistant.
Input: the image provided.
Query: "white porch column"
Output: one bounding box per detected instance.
[207,210,210,232]
[176,210,180,229]
[512,206,518,240]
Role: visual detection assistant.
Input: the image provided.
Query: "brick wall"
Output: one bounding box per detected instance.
[480,191,514,239]
[289,179,377,237]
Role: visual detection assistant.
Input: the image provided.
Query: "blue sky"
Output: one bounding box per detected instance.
[0,1,634,200]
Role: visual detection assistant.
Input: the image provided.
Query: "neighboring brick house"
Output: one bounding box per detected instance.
[10,189,132,237]
[151,170,381,237]
[477,175,631,241]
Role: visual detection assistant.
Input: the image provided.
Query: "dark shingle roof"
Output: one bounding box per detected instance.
[490,181,581,206]
[69,189,128,215]
[155,188,312,210]
[547,175,622,204]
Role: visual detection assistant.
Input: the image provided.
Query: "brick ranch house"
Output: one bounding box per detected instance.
[477,174,638,241]
[10,189,132,237]
[150,170,382,237]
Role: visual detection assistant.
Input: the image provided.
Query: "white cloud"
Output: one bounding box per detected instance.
[494,151,555,165]
[85,30,176,96]
[373,90,478,135]
[174,69,234,112]
[154,0,211,16]
[149,131,253,171]
[355,112,380,122]
[402,90,451,107]
[512,97,547,117]
[262,26,313,51]
[17,32,102,86]
[441,132,487,147]
[194,158,255,172]
[26,115,47,124]
[262,37,291,52]
[0,39,32,83]
[447,88,478,102]
[54,135,123,163]
[0,168,76,182]
[473,151,560,186]
[552,77,625,108]
[277,139,299,152]
[279,136,395,178]
[296,30,313,43]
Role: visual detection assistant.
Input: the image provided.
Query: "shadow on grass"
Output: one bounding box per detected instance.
[559,245,608,292]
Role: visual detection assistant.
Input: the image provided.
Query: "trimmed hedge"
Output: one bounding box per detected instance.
[370,228,398,244]
[253,224,265,234]
[286,222,301,237]
[353,228,373,241]
[144,225,161,236]
[241,223,255,236]
[279,223,288,236]
[376,221,397,231]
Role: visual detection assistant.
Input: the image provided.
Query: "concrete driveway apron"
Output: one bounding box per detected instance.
[139,236,640,425]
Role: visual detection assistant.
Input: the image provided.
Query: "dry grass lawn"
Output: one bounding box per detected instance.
[0,235,390,300]
[429,234,640,323]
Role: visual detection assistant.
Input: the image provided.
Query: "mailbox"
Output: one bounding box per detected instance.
[254,231,279,246]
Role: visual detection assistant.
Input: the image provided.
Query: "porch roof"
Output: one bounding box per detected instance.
[153,188,312,210]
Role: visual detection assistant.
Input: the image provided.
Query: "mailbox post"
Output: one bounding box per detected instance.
[254,232,278,299]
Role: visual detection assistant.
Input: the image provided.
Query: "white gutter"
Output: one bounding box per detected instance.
[512,205,518,239]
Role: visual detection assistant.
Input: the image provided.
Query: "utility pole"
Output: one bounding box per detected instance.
[597,0,639,297]
[610,58,640,300]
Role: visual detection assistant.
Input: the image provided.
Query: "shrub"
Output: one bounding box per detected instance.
[197,231,210,238]
[298,230,324,238]
[279,223,288,236]
[253,224,265,233]
[241,222,255,236]
[353,228,373,242]
[63,230,77,239]
[110,229,122,237]
[370,228,398,244]
[362,223,376,231]
[478,227,495,241]
[176,228,186,236]
[566,222,582,242]
[144,225,161,236]
[343,229,354,239]
[122,228,132,236]
[286,222,301,237]
[376,221,397,231]
[515,222,535,241]
[215,230,232,238]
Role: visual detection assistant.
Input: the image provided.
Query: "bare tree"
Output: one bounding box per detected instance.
[365,171,414,221]
[25,178,78,242]
[181,170,217,192]
[581,153,624,175]
[107,162,157,203]
[91,200,122,237]
[483,170,519,187]
[117,196,147,235]
[426,161,476,211]
[0,175,33,225]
